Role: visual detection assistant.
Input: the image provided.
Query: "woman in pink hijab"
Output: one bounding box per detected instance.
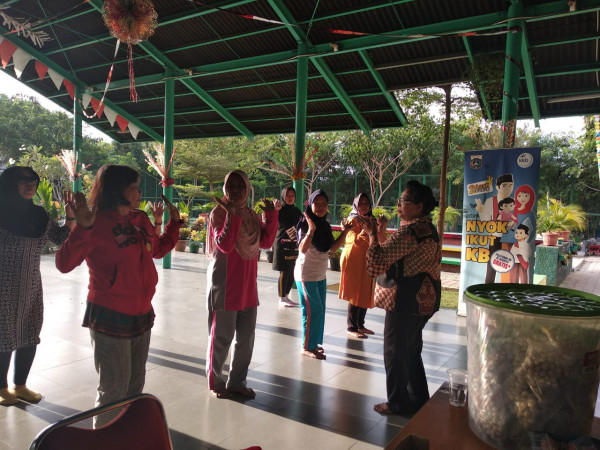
[205,170,279,399]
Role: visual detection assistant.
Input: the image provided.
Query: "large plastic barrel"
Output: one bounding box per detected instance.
[464,284,600,449]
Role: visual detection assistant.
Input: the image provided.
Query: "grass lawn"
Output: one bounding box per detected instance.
[441,288,459,309]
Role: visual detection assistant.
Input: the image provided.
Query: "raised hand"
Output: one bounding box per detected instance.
[341,218,353,232]
[354,215,375,236]
[377,214,388,233]
[304,212,316,234]
[258,198,280,212]
[214,195,240,216]
[65,191,96,228]
[150,201,165,222]
[160,194,180,222]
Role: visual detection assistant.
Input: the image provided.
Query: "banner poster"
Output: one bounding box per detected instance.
[457,147,541,314]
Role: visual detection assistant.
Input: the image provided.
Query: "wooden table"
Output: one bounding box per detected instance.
[385,384,600,450]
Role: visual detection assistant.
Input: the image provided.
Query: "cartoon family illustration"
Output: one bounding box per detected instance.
[475,173,536,284]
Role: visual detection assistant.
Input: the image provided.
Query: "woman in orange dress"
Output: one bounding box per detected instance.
[339,193,387,338]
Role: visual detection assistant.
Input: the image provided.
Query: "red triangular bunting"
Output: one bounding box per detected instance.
[63,79,74,100]
[0,39,17,69]
[90,97,105,119]
[116,115,129,132]
[35,60,48,81]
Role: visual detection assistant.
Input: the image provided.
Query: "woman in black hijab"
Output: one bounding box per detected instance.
[272,186,302,307]
[0,166,72,405]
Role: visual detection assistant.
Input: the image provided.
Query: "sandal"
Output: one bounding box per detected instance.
[209,389,232,399]
[347,330,367,339]
[302,349,326,360]
[358,328,374,335]
[228,387,256,399]
[315,346,324,353]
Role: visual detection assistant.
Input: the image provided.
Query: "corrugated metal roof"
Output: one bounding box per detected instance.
[0,0,597,142]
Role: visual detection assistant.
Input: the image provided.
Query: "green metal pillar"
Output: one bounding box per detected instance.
[72,85,82,192]
[502,0,524,148]
[162,77,175,269]
[293,45,308,209]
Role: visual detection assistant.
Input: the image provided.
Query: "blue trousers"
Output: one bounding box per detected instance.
[296,280,326,351]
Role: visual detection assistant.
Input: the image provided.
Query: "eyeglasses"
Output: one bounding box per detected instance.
[398,198,414,205]
[18,176,39,186]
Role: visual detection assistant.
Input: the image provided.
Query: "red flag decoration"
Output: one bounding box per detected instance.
[0,39,17,69]
[116,115,129,132]
[90,97,105,119]
[63,79,75,100]
[35,59,48,81]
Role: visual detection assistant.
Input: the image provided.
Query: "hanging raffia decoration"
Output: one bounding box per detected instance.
[102,0,157,102]
[57,149,89,181]
[267,142,319,180]
[143,144,176,187]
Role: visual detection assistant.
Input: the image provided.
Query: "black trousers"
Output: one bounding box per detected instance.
[278,268,295,297]
[347,303,367,331]
[0,345,37,389]
[384,311,431,414]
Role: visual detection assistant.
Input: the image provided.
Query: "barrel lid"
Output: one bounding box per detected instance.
[464,283,600,316]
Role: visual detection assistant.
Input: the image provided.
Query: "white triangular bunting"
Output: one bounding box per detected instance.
[82,92,91,109]
[47,68,63,90]
[128,123,141,139]
[12,48,32,79]
[104,106,117,126]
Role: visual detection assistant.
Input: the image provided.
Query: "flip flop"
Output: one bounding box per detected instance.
[209,389,232,399]
[302,349,326,360]
[228,387,256,399]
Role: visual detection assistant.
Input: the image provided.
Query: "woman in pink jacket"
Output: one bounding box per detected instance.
[206,170,279,399]
[56,164,181,427]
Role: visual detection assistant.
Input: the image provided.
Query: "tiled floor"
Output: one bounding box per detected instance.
[2,253,599,449]
[0,252,468,450]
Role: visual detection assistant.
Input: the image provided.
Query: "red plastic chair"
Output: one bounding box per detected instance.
[588,245,600,256]
[29,393,173,450]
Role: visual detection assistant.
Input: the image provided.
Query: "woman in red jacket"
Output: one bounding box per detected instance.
[56,164,181,427]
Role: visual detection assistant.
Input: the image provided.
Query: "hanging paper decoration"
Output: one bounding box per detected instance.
[128,123,141,139]
[595,115,600,181]
[63,79,75,100]
[116,115,129,133]
[267,142,319,180]
[102,0,158,102]
[34,60,48,81]
[57,149,89,181]
[0,6,51,48]
[12,48,31,79]
[90,97,105,119]
[143,144,176,187]
[0,38,17,69]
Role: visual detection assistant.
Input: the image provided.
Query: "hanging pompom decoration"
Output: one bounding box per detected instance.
[57,149,90,181]
[143,144,176,187]
[102,0,157,102]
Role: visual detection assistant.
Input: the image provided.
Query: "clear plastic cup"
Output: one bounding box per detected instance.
[447,368,468,407]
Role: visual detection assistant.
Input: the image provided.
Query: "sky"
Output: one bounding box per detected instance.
[0,70,588,142]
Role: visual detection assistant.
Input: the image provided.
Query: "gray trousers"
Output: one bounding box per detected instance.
[206,307,257,392]
[90,329,151,428]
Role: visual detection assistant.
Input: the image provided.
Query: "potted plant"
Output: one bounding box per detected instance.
[329,248,342,271]
[176,227,191,252]
[537,194,587,246]
[188,230,202,253]
[431,206,462,232]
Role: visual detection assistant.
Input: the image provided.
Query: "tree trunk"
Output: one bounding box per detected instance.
[437,85,452,247]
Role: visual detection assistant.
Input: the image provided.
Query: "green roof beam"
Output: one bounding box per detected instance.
[462,36,492,120]
[359,49,407,125]
[267,0,371,133]
[530,33,600,48]
[135,89,387,119]
[0,24,160,142]
[86,0,253,140]
[520,25,540,127]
